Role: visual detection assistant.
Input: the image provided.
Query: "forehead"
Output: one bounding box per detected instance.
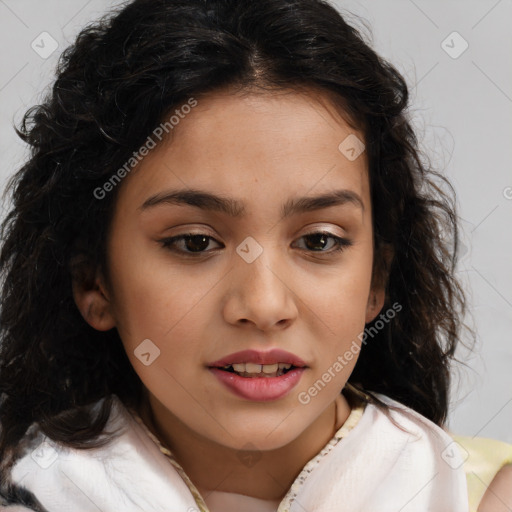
[115,89,370,215]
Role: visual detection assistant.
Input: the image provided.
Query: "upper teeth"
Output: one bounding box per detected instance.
[224,362,293,373]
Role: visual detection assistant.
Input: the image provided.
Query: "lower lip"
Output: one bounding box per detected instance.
[208,367,306,401]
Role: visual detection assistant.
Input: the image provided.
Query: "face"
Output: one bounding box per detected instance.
[75,89,385,452]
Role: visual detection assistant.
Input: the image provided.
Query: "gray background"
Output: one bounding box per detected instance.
[0,0,511,443]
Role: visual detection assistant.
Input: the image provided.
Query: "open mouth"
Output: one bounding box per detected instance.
[213,362,298,378]
[209,363,306,401]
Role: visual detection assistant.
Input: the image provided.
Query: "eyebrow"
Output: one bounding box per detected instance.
[139,188,364,218]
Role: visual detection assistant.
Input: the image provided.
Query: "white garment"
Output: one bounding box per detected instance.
[3,394,469,511]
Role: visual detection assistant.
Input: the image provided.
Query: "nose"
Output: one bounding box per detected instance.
[222,246,299,332]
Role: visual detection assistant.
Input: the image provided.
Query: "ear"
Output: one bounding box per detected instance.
[365,286,386,323]
[71,265,116,331]
[365,242,394,323]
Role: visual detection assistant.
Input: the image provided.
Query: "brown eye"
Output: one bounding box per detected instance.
[295,232,353,253]
[159,231,352,258]
[160,233,222,255]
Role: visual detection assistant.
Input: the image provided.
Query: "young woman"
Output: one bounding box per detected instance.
[0,0,471,510]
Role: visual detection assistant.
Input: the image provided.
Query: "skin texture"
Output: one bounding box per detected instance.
[73,89,386,501]
[478,465,512,512]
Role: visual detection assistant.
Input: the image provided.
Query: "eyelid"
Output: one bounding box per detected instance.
[298,223,347,238]
[159,226,345,244]
[162,223,347,239]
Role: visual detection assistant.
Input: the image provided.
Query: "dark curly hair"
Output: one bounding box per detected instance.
[1,0,469,475]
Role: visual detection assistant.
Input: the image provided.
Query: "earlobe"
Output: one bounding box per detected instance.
[72,271,116,331]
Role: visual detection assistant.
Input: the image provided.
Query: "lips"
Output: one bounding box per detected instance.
[207,348,308,368]
[209,366,306,401]
[207,349,308,401]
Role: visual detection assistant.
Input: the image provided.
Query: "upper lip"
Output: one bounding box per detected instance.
[207,349,308,368]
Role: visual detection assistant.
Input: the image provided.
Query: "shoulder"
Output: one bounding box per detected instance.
[285,394,469,511]
[364,393,469,477]
[1,396,197,512]
[452,434,512,512]
[371,393,466,457]
[341,393,469,510]
[479,464,512,512]
[1,396,130,510]
[8,395,131,470]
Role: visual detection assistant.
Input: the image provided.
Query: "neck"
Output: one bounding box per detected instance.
[138,392,351,501]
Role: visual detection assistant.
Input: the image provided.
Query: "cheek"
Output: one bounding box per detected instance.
[110,263,213,393]
[306,257,373,332]
[301,249,373,376]
[106,239,218,346]
[112,273,214,343]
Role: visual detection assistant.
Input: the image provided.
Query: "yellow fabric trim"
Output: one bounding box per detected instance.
[452,434,512,512]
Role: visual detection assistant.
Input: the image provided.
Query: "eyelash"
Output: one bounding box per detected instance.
[159,231,353,257]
